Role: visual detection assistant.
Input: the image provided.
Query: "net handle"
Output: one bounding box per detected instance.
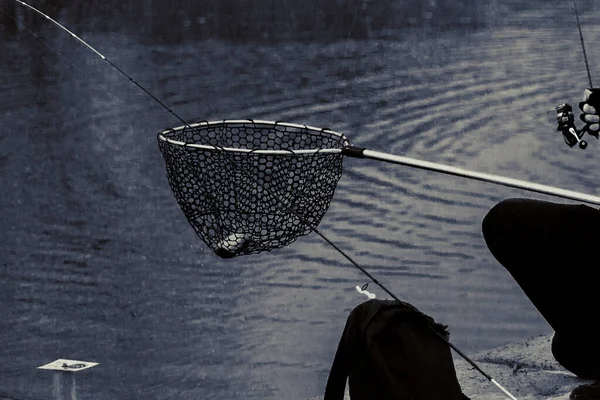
[342,146,600,206]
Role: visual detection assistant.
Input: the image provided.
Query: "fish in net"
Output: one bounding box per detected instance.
[157,120,348,258]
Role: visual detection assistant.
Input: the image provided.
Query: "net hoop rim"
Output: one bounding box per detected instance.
[157,119,349,155]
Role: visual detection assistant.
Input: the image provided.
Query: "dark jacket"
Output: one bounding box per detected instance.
[324,299,468,400]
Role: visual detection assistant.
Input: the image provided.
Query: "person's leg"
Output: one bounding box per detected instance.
[482,198,600,378]
[482,198,600,334]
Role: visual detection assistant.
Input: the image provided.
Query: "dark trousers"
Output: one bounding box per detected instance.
[482,198,600,379]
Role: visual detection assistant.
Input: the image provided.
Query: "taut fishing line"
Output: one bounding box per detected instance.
[9,1,600,398]
[572,0,593,88]
[328,0,363,128]
[0,3,184,143]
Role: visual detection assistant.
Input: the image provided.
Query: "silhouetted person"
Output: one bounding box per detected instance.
[482,89,600,400]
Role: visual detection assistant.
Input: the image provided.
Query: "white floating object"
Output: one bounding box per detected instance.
[38,359,99,372]
[356,285,376,299]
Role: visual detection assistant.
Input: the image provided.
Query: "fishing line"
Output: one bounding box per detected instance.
[329,0,363,127]
[0,8,84,74]
[8,2,519,398]
[9,0,197,129]
[0,4,172,140]
[571,0,594,88]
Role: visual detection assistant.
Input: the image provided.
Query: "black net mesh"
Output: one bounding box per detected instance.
[157,120,348,258]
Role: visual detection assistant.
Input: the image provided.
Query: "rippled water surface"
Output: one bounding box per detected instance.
[2,4,600,400]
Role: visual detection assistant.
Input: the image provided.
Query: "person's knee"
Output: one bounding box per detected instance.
[481,198,537,271]
[482,198,523,245]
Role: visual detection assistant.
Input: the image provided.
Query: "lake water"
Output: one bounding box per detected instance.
[2,3,600,400]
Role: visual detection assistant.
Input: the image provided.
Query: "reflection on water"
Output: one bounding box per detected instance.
[2,2,600,400]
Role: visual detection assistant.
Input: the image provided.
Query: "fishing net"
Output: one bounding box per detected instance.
[157,120,349,258]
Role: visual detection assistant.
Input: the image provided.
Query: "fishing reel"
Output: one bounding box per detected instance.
[555,103,596,149]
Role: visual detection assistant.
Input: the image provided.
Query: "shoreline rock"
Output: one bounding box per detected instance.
[310,334,590,400]
[456,334,587,399]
